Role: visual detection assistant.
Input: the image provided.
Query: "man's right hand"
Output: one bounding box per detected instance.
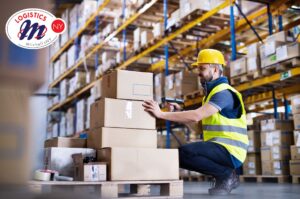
[167,102,182,112]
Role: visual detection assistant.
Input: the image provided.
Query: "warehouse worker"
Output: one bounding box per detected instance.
[143,49,248,195]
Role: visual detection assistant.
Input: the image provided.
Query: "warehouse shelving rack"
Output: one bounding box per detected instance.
[47,0,300,146]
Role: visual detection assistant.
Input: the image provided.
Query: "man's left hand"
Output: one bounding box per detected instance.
[142,100,163,119]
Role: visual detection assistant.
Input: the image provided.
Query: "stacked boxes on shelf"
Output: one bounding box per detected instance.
[290,95,300,175]
[165,71,199,98]
[154,73,165,104]
[260,119,294,175]
[88,70,180,181]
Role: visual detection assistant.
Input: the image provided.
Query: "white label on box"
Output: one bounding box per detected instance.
[248,162,255,169]
[249,140,254,147]
[125,101,133,119]
[167,76,174,90]
[276,45,288,61]
[266,133,273,146]
[273,161,280,169]
[234,62,241,71]
[272,146,279,154]
[155,77,160,86]
[248,146,254,152]
[265,42,276,56]
[274,170,282,175]
[273,153,280,160]
[247,57,257,71]
[249,170,255,175]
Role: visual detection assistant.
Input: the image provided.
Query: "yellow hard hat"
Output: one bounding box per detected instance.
[191,49,225,67]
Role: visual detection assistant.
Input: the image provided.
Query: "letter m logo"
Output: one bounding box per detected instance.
[18,20,47,40]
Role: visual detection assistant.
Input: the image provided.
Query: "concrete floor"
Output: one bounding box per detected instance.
[184,181,300,199]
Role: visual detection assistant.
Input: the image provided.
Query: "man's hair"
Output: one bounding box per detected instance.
[209,64,223,76]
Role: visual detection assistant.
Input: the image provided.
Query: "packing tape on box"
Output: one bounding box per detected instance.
[34,169,58,181]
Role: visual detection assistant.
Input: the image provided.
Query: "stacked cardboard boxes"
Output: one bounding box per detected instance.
[290,95,300,175]
[260,119,294,175]
[165,71,199,98]
[88,70,180,181]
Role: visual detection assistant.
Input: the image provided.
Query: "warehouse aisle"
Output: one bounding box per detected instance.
[183,181,300,199]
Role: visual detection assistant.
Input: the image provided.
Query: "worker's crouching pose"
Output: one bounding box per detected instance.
[143,49,249,195]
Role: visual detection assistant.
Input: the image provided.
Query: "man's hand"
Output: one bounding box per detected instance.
[167,102,182,112]
[142,100,163,118]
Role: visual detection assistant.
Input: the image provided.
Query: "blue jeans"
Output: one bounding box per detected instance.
[179,141,236,179]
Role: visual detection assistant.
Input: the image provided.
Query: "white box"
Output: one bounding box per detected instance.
[67,45,77,69]
[44,147,96,176]
[76,99,87,132]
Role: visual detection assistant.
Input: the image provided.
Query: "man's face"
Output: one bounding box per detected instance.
[196,64,214,84]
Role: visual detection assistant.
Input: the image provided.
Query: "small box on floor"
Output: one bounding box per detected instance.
[72,153,106,181]
[44,147,96,177]
[97,147,179,181]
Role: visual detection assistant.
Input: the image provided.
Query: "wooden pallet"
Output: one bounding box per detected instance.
[231,71,261,86]
[262,57,300,76]
[239,175,290,183]
[28,180,183,199]
[292,175,300,184]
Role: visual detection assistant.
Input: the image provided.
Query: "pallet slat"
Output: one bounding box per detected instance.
[240,175,291,183]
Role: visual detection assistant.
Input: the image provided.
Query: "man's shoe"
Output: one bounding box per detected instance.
[208,178,230,196]
[231,170,240,189]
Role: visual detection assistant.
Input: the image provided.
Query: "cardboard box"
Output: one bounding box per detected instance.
[175,71,199,97]
[262,160,289,175]
[91,79,102,100]
[165,74,176,98]
[97,147,179,180]
[141,30,153,47]
[247,56,260,73]
[291,145,300,160]
[44,137,87,148]
[44,147,96,177]
[271,146,291,160]
[66,108,75,136]
[154,73,165,104]
[291,95,300,114]
[290,160,300,175]
[72,153,106,181]
[230,57,247,77]
[293,114,300,130]
[260,130,293,147]
[261,147,271,161]
[90,98,156,129]
[247,42,260,57]
[266,31,292,43]
[261,160,273,175]
[101,70,153,101]
[273,160,290,175]
[247,130,261,153]
[76,99,87,132]
[88,127,157,149]
[243,154,261,175]
[260,119,294,132]
[276,43,300,62]
[294,130,300,147]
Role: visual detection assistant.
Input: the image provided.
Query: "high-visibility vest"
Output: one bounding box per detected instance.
[202,83,248,163]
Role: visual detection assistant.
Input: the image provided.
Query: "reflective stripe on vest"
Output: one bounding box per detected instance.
[207,137,248,150]
[202,124,247,135]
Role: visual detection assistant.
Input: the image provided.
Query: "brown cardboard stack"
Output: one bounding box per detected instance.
[243,130,261,175]
[260,119,294,175]
[259,31,294,69]
[165,71,199,98]
[246,42,261,75]
[290,94,300,175]
[230,57,247,78]
[89,70,179,181]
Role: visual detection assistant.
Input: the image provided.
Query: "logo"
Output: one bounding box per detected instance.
[5,8,66,49]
